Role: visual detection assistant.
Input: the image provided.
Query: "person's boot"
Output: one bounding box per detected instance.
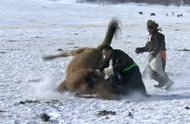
[164,80,174,90]
[154,82,166,88]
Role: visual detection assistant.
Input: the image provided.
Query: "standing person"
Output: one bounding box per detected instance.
[135,20,173,89]
[100,46,147,96]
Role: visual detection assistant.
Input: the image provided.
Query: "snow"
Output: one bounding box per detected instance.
[0,0,190,123]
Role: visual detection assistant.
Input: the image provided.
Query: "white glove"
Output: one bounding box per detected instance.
[104,66,114,77]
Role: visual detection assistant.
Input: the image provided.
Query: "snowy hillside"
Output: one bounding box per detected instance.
[0,0,190,123]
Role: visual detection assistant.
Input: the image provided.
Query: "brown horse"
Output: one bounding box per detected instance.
[43,19,119,99]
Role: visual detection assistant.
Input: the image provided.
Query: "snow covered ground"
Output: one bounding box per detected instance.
[1,0,190,123]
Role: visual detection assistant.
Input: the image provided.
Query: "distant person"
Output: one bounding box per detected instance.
[135,20,173,89]
[100,46,147,95]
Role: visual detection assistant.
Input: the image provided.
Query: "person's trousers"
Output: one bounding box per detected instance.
[108,67,147,95]
[144,53,169,85]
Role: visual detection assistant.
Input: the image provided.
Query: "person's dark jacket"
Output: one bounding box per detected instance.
[100,49,135,75]
[137,32,166,55]
[100,49,147,94]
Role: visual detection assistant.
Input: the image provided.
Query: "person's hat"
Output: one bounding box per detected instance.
[147,20,159,30]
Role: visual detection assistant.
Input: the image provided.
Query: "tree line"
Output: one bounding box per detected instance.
[78,0,190,6]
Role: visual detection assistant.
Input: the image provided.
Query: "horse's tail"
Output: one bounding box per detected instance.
[97,18,120,50]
